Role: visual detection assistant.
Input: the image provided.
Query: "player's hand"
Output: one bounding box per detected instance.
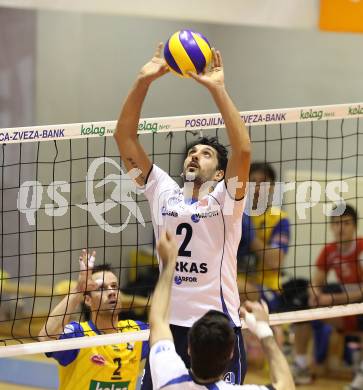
[240,300,273,340]
[138,43,169,84]
[240,300,270,324]
[77,249,100,295]
[187,48,225,91]
[157,230,178,269]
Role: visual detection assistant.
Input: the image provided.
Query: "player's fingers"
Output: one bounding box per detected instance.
[81,249,87,261]
[79,249,87,270]
[216,50,223,68]
[79,257,86,271]
[154,42,163,58]
[187,71,201,81]
[244,300,254,312]
[239,306,247,318]
[88,251,96,268]
[162,63,170,73]
[160,230,167,241]
[210,48,216,67]
[165,229,174,242]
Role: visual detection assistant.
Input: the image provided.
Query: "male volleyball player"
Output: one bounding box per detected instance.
[237,162,290,349]
[292,204,363,385]
[114,43,251,387]
[38,250,148,390]
[149,230,295,390]
[239,162,290,310]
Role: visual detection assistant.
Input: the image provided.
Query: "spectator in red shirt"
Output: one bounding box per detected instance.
[292,204,363,385]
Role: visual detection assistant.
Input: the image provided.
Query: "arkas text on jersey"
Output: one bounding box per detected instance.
[176,261,208,273]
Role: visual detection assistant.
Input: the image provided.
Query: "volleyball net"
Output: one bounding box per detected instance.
[0,102,363,356]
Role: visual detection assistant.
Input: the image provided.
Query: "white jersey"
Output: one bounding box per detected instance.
[150,340,274,390]
[144,165,244,327]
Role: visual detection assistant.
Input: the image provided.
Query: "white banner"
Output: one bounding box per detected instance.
[0,102,362,145]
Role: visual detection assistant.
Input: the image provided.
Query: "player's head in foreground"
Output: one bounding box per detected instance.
[82,254,122,321]
[249,161,276,209]
[149,231,295,389]
[188,310,235,380]
[183,136,228,186]
[330,203,358,243]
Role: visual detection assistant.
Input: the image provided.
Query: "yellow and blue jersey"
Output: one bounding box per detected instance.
[251,206,290,290]
[47,319,148,390]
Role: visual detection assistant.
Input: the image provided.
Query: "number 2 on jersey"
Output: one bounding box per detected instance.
[176,223,192,257]
[111,357,122,380]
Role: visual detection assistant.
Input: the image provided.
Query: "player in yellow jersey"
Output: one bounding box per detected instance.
[38,250,148,390]
[238,162,290,312]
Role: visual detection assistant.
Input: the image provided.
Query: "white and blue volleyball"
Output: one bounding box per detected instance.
[164,30,212,77]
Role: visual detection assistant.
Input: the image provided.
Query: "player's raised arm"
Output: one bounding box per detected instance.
[241,301,295,390]
[114,43,169,186]
[188,49,251,199]
[38,250,98,342]
[149,231,178,346]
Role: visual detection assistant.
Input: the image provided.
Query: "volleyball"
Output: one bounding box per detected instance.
[164,29,212,77]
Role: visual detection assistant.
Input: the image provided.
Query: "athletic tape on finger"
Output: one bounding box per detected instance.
[244,312,273,340]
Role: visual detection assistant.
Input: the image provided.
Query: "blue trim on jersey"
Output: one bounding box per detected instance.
[269,218,290,254]
[136,320,149,331]
[160,374,193,389]
[238,213,256,257]
[206,384,220,390]
[184,198,198,205]
[88,320,102,335]
[136,321,150,359]
[46,321,84,366]
[236,331,242,384]
[212,194,236,326]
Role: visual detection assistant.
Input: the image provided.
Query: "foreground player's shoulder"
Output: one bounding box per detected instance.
[150,339,188,389]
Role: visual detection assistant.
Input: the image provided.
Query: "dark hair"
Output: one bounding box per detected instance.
[250,162,276,183]
[330,203,358,226]
[186,137,228,173]
[91,263,113,275]
[188,310,235,380]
